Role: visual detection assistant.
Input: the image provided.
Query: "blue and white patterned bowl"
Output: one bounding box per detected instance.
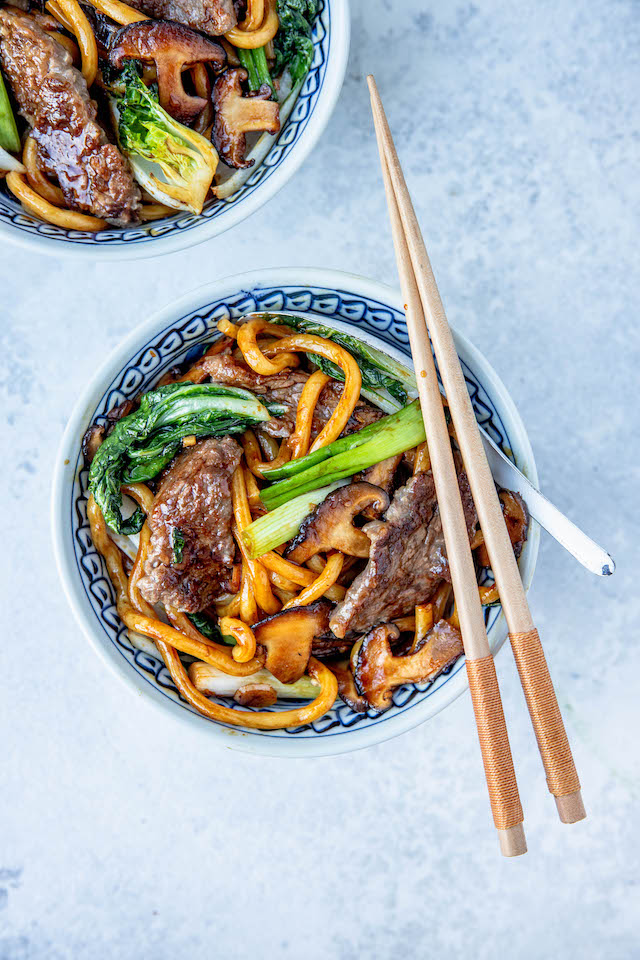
[51,269,539,756]
[0,0,349,260]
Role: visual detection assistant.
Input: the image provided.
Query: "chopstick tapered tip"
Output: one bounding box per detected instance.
[555,790,587,824]
[498,824,527,858]
[366,74,382,105]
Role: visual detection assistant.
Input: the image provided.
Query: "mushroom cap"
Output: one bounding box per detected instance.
[356,454,403,518]
[286,482,390,564]
[110,19,227,66]
[212,67,280,169]
[110,20,226,123]
[354,619,464,713]
[327,659,369,714]
[253,599,332,684]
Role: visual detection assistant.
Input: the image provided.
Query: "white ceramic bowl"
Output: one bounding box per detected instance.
[0,0,349,260]
[52,268,539,756]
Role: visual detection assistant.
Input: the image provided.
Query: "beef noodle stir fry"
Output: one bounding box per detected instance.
[83,314,530,727]
[0,0,318,228]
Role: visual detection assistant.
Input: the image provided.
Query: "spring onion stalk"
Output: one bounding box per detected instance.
[237,46,274,95]
[242,480,348,557]
[0,145,24,172]
[262,399,423,483]
[0,67,20,153]
[193,664,320,700]
[237,47,259,89]
[128,634,321,700]
[260,401,427,512]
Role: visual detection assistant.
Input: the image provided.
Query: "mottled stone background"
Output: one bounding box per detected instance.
[1,0,638,957]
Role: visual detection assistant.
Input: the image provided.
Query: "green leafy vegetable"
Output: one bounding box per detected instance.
[107,63,218,214]
[272,0,319,82]
[0,67,20,154]
[88,383,273,534]
[265,312,417,409]
[187,612,235,646]
[258,400,427,514]
[171,527,185,564]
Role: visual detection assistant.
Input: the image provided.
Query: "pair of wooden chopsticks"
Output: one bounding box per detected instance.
[368,76,585,857]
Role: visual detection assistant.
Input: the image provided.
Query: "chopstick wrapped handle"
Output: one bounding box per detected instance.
[466,655,526,855]
[509,629,585,822]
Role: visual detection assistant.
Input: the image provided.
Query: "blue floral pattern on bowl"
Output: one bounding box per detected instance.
[68,281,523,741]
[0,1,337,255]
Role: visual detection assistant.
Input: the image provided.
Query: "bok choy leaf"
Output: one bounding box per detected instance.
[187,612,235,646]
[264,312,417,408]
[272,0,319,83]
[88,383,273,534]
[108,64,218,214]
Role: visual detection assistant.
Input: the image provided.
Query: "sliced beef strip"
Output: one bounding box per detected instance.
[329,462,478,638]
[124,0,237,35]
[310,380,383,440]
[199,354,383,440]
[138,437,242,613]
[199,353,306,396]
[0,8,140,224]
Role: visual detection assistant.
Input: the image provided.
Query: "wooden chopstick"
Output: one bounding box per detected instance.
[369,84,526,859]
[368,75,585,827]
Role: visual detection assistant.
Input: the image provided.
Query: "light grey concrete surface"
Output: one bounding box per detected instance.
[1,0,638,957]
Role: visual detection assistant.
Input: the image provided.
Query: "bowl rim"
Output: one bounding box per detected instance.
[0,0,350,261]
[51,267,540,757]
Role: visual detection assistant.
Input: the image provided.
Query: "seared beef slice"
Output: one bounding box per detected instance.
[0,8,140,224]
[139,437,242,612]
[200,354,383,439]
[125,0,237,35]
[330,466,478,637]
